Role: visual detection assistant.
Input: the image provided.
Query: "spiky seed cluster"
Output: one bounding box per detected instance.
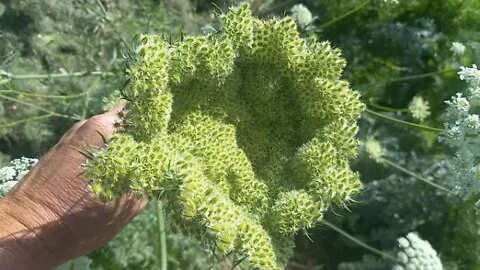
[85,4,364,269]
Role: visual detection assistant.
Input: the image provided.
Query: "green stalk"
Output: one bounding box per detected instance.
[365,108,442,133]
[156,200,167,270]
[318,0,371,30]
[0,70,114,81]
[368,99,408,113]
[380,157,452,193]
[82,77,101,119]
[0,93,82,120]
[321,220,399,262]
[0,113,55,128]
[0,89,88,99]
[355,68,456,89]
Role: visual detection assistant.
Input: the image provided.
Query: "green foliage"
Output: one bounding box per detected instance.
[91,202,215,270]
[85,4,364,269]
[56,257,92,270]
[0,0,172,157]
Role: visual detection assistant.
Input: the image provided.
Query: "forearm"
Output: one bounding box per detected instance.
[0,198,57,270]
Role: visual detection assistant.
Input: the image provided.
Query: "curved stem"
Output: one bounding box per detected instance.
[0,113,55,128]
[369,99,408,113]
[354,68,456,89]
[0,94,82,120]
[380,157,452,193]
[383,68,456,83]
[156,200,167,270]
[321,220,399,262]
[365,108,442,133]
[318,0,371,30]
[82,77,101,119]
[0,89,88,99]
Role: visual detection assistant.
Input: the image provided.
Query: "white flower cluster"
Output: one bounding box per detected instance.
[450,42,466,56]
[0,157,37,196]
[440,65,480,205]
[408,96,431,121]
[365,137,385,162]
[392,232,443,270]
[290,4,314,30]
[381,0,400,5]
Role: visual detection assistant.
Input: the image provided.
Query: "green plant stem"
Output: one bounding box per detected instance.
[0,113,55,128]
[321,220,399,262]
[383,68,456,83]
[0,70,114,81]
[82,77,101,119]
[380,157,452,193]
[369,99,408,113]
[0,89,88,99]
[0,93,82,120]
[365,108,442,133]
[355,68,456,88]
[318,0,371,30]
[156,200,167,270]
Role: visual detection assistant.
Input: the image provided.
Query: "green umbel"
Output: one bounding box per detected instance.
[86,3,364,269]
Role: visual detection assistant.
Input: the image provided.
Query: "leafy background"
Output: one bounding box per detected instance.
[1,0,479,269]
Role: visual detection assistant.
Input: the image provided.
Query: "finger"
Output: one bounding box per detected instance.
[59,119,87,142]
[73,103,126,148]
[107,102,126,118]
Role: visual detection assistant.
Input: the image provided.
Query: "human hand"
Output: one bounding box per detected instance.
[0,105,147,269]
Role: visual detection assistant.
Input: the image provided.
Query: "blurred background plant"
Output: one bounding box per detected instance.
[1,0,480,269]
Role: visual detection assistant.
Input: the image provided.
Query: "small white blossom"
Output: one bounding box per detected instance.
[450,42,466,56]
[365,137,384,162]
[290,4,314,29]
[458,65,480,85]
[0,166,16,182]
[408,96,431,121]
[382,0,400,4]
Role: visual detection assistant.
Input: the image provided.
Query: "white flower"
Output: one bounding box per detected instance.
[408,96,430,121]
[0,166,16,182]
[0,157,38,197]
[450,42,466,56]
[458,65,480,86]
[392,232,443,270]
[440,65,480,205]
[382,0,400,4]
[365,137,384,162]
[290,4,313,29]
[445,93,469,118]
[0,181,18,196]
[464,114,480,132]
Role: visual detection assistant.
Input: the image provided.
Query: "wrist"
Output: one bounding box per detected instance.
[0,197,58,270]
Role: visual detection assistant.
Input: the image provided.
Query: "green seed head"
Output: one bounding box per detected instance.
[85,3,364,269]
